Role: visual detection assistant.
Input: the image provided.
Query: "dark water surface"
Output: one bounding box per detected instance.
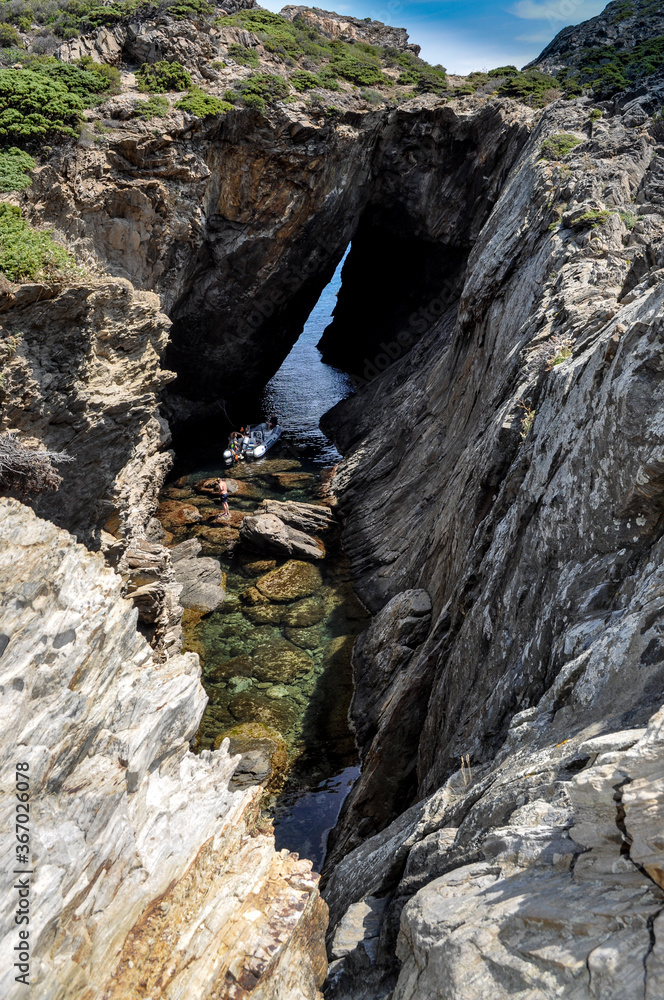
[159,258,363,871]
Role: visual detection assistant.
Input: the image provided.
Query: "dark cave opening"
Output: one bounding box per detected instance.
[317,212,469,379]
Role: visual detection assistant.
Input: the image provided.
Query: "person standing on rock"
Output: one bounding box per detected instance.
[216,477,230,519]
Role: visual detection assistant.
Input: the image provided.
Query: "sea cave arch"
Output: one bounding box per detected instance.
[162,101,531,432]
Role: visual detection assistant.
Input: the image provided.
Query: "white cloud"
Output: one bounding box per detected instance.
[510,0,606,21]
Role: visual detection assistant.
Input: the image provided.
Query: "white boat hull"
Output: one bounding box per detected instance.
[224,424,281,464]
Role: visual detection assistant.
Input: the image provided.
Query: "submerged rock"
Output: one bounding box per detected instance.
[237,555,278,577]
[213,722,289,790]
[269,471,317,490]
[243,602,284,625]
[251,634,314,682]
[157,498,203,529]
[256,560,323,601]
[228,690,300,732]
[282,594,327,627]
[285,624,326,650]
[207,654,256,683]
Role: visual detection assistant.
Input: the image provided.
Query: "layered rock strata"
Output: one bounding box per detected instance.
[321,72,664,1000]
[0,499,326,1000]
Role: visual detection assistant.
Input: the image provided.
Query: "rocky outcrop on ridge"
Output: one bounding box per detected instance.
[532,0,664,77]
[320,59,664,1000]
[280,7,420,55]
[0,498,326,1000]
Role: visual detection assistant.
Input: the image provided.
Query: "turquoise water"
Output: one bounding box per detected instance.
[159,255,363,871]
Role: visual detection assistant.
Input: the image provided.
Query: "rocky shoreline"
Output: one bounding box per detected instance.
[2,0,664,997]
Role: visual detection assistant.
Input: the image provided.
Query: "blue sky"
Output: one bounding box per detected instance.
[260,0,609,74]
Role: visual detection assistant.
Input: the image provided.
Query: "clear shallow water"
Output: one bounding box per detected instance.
[159,260,362,871]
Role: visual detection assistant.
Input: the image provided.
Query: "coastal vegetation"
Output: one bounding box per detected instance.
[0,203,74,280]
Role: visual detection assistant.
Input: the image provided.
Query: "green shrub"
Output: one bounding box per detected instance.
[0,24,22,48]
[136,60,190,93]
[158,0,213,18]
[234,72,289,111]
[563,35,664,97]
[497,68,560,105]
[619,210,639,230]
[571,209,611,229]
[175,86,232,116]
[488,64,517,77]
[23,55,118,102]
[588,107,603,121]
[330,51,389,87]
[0,147,35,190]
[227,43,258,67]
[0,68,83,142]
[290,70,321,92]
[132,94,170,118]
[540,133,583,160]
[359,87,383,104]
[0,203,74,280]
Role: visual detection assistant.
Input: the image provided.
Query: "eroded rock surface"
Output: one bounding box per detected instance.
[321,42,664,1000]
[0,499,327,1000]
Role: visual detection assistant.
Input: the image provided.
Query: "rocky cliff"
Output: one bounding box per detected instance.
[0,498,326,1000]
[319,35,664,1000]
[3,0,664,998]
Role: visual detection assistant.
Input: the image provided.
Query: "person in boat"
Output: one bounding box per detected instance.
[228,431,244,463]
[266,414,279,430]
[216,477,230,518]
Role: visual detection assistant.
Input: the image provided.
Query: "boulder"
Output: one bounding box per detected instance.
[256,560,323,602]
[269,471,316,490]
[282,594,327,627]
[172,553,225,612]
[285,624,326,650]
[207,655,256,683]
[258,498,335,534]
[228,691,299,733]
[240,512,326,561]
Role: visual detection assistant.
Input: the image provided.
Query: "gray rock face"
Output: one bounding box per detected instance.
[0,499,327,1000]
[320,62,664,1000]
[260,498,335,534]
[280,6,419,54]
[531,0,664,80]
[325,591,433,864]
[0,279,174,543]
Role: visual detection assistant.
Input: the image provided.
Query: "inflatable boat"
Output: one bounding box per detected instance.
[223,422,282,463]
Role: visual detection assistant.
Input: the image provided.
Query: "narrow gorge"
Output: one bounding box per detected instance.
[1,0,664,997]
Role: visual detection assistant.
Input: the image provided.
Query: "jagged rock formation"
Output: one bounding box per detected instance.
[0,498,326,1000]
[531,0,664,78]
[320,52,664,1000]
[240,499,333,560]
[280,7,420,55]
[5,1,664,997]
[0,277,173,543]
